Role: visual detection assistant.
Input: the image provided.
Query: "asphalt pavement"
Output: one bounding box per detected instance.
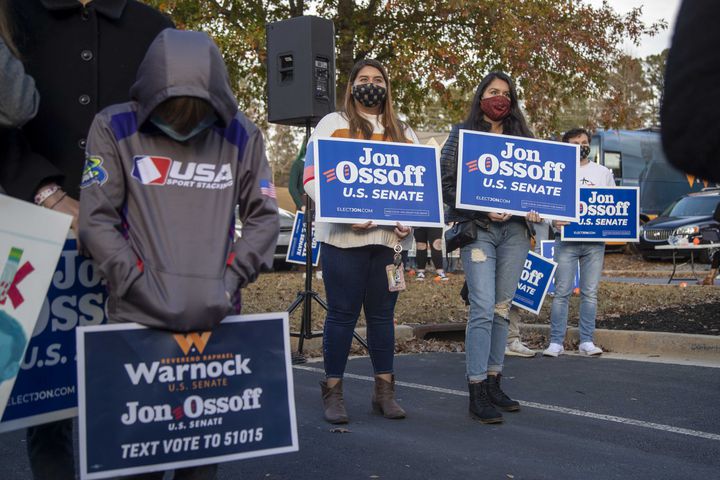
[1,352,718,480]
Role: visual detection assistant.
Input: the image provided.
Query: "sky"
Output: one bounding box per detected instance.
[586,0,683,57]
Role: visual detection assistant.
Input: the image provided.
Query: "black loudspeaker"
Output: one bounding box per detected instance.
[266,16,336,126]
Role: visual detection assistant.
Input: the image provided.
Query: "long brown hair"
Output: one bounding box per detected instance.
[343,58,409,143]
[0,0,20,58]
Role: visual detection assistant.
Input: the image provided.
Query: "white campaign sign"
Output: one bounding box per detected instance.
[0,194,72,418]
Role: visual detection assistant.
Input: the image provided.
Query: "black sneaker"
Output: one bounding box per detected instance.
[486,374,520,412]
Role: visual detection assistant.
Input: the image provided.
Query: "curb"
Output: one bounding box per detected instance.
[520,323,720,362]
[408,322,720,364]
[289,325,414,352]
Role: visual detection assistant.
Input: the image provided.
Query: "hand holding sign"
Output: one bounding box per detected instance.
[351,221,377,231]
[488,212,512,222]
[394,222,411,239]
[527,210,542,223]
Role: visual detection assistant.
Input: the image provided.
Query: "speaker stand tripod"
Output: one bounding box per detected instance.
[288,121,368,364]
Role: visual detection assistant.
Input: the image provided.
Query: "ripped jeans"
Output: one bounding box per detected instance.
[461,221,530,382]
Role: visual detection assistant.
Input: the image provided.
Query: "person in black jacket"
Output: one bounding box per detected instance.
[662,0,720,183]
[1,0,173,234]
[1,2,173,479]
[441,71,542,425]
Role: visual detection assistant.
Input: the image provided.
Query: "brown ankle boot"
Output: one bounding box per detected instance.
[700,268,718,285]
[320,380,349,424]
[372,375,406,419]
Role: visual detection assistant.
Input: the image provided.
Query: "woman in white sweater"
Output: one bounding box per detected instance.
[303,58,415,424]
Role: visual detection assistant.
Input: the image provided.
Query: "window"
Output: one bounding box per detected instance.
[604,151,622,182]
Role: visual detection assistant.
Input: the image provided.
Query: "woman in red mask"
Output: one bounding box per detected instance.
[440,72,541,424]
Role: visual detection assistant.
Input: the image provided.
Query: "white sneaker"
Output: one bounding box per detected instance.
[578,342,603,356]
[542,343,564,357]
[416,271,426,281]
[505,339,535,357]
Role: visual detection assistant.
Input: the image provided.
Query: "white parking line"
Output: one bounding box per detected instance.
[293,365,720,442]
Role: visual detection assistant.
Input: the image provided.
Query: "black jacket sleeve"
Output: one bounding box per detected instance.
[0,129,62,200]
[440,125,461,208]
[440,124,490,224]
[661,0,720,183]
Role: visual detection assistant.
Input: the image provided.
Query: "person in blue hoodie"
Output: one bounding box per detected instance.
[79,29,279,479]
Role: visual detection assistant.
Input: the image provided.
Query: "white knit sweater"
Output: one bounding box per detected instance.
[303,111,419,250]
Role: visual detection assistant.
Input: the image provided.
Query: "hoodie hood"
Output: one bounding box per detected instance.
[130,29,238,128]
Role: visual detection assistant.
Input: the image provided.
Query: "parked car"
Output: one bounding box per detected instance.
[235,207,295,270]
[638,189,720,263]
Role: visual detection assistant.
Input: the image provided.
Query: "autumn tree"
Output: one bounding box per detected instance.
[143,0,663,170]
[644,48,668,126]
[595,54,654,130]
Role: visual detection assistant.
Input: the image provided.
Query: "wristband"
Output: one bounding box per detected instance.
[46,192,67,210]
[34,185,61,206]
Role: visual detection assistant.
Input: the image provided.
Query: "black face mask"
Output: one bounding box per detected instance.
[580,145,591,159]
[352,83,387,108]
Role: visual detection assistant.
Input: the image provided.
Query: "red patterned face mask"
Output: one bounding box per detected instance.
[480,95,511,121]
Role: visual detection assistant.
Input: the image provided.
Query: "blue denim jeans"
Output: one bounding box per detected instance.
[549,240,605,344]
[321,243,398,378]
[461,221,530,382]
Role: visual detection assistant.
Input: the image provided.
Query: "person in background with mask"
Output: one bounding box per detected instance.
[0,2,173,479]
[303,58,415,425]
[543,128,615,358]
[441,71,543,424]
[79,29,279,479]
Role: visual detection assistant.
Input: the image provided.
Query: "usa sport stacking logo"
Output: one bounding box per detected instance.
[131,155,234,190]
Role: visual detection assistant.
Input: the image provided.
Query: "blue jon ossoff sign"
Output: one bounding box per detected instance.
[313,138,444,227]
[285,210,320,266]
[456,130,579,221]
[561,187,640,241]
[0,239,107,433]
[77,314,297,479]
[512,251,558,315]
